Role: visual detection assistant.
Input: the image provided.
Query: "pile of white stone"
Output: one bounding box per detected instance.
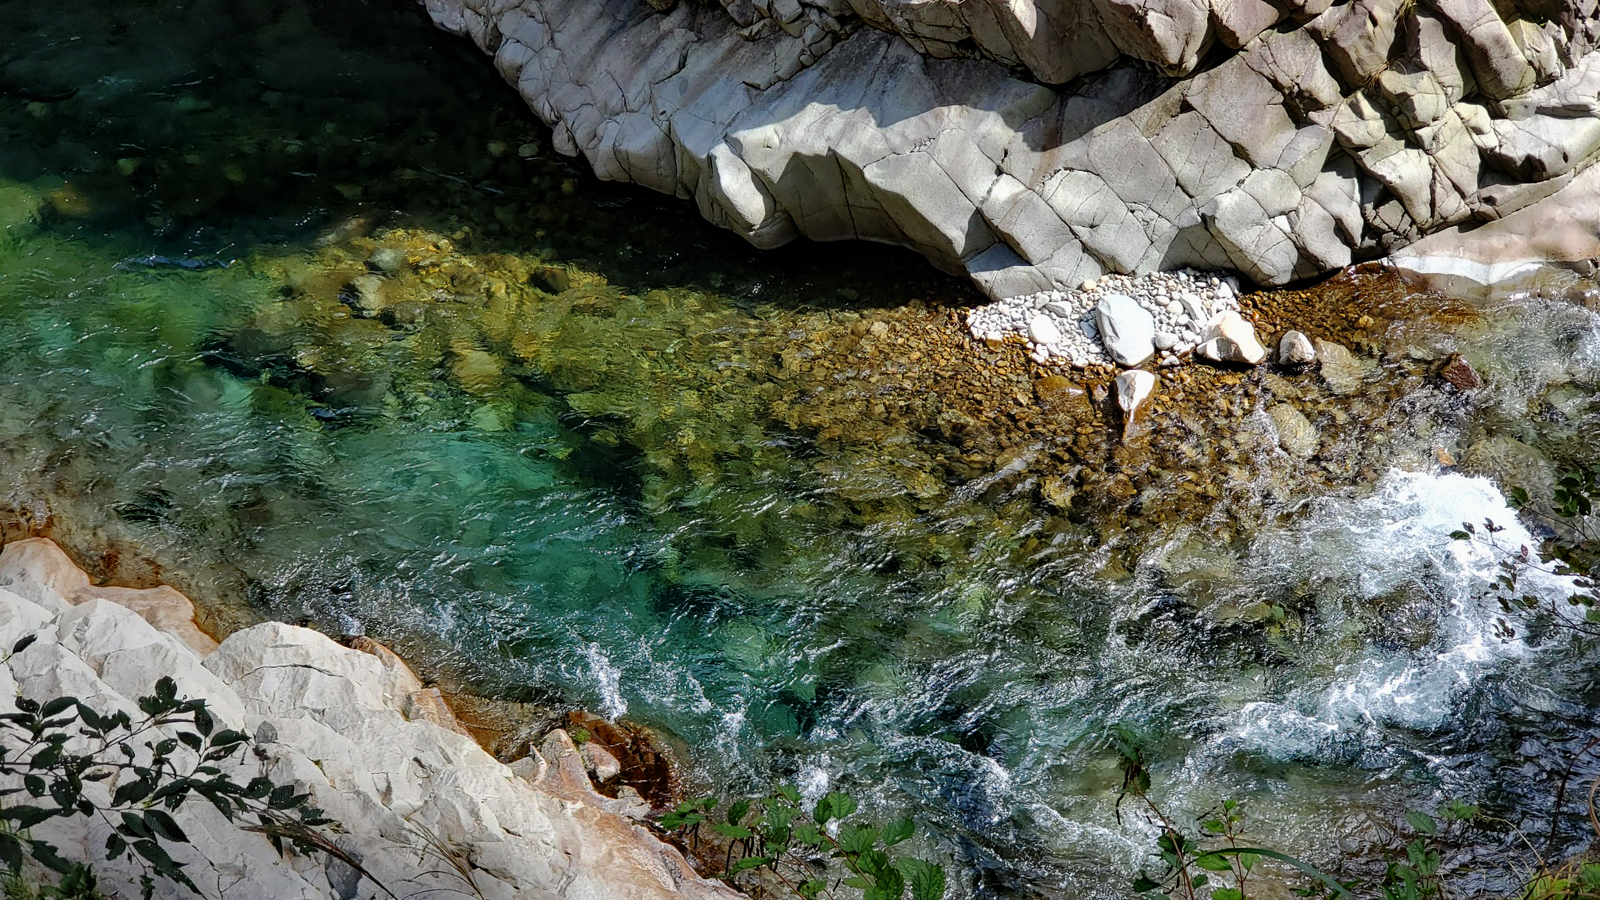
[967,269,1265,369]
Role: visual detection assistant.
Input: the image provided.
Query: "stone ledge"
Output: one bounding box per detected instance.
[0,537,737,900]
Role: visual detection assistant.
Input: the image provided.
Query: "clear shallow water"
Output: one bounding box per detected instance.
[3,2,1600,896]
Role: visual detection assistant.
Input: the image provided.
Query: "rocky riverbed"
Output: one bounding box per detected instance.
[227,225,1513,556]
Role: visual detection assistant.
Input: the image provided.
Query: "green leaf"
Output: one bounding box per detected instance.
[209,729,249,748]
[777,784,801,804]
[708,823,753,841]
[40,697,76,718]
[1188,849,1354,900]
[727,799,751,825]
[1131,875,1164,894]
[827,791,859,821]
[243,777,273,800]
[114,777,155,807]
[883,817,915,846]
[799,879,827,899]
[120,810,153,839]
[857,849,891,877]
[268,784,297,809]
[907,860,947,900]
[145,809,189,843]
[29,839,72,874]
[840,823,880,855]
[0,806,56,830]
[1405,811,1437,835]
[727,856,770,875]
[813,794,834,825]
[0,833,21,873]
[875,865,906,899]
[1213,889,1244,900]
[106,832,128,860]
[1196,854,1235,871]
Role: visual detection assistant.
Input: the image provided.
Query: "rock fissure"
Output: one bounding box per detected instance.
[423,0,1600,301]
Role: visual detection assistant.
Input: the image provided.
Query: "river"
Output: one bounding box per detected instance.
[2,1,1598,896]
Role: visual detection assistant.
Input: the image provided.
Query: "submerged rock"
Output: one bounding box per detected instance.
[1314,338,1368,395]
[366,246,406,275]
[1441,353,1483,390]
[1267,404,1319,458]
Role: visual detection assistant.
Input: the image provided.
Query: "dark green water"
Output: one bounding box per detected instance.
[3,2,1600,897]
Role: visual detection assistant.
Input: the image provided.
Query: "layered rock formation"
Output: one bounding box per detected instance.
[1392,152,1600,294]
[0,538,737,900]
[420,0,1600,298]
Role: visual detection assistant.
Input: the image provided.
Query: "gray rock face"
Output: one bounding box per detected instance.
[1095,293,1158,366]
[0,538,739,900]
[421,0,1600,299]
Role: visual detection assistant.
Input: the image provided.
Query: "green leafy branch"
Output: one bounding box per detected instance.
[659,785,945,900]
[1450,468,1598,642]
[1112,725,1488,900]
[0,635,386,900]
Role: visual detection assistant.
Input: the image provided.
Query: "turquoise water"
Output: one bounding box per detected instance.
[3,1,1600,896]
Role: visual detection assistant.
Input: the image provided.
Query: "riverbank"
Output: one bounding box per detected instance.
[0,535,734,899]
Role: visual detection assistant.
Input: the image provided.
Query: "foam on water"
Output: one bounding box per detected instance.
[1204,469,1570,765]
[582,642,629,721]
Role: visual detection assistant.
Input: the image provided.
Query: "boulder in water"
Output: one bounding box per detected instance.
[1196,311,1267,365]
[1114,369,1158,439]
[1441,353,1483,389]
[1278,330,1317,366]
[1314,338,1368,395]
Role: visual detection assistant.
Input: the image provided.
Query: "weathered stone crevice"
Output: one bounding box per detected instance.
[422,0,1600,298]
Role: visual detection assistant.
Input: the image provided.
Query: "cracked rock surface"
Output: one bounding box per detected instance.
[0,537,737,900]
[422,0,1600,298]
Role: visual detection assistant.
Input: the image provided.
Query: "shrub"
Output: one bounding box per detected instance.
[659,786,945,900]
[0,637,377,900]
